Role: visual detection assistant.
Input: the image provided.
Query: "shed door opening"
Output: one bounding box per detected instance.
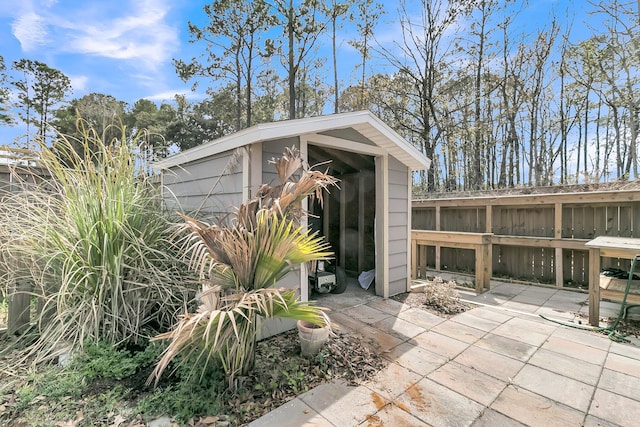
[308,145,376,281]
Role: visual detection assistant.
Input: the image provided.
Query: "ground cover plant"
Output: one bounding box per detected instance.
[0,327,386,426]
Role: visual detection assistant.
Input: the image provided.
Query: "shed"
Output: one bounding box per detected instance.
[154,110,430,301]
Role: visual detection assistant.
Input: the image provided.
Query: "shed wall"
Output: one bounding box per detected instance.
[163,150,243,222]
[0,166,11,195]
[259,138,303,337]
[261,137,299,187]
[388,155,409,296]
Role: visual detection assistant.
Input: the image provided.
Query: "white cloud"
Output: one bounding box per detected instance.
[68,74,89,92]
[144,89,203,102]
[9,0,179,68]
[62,1,179,67]
[11,12,48,51]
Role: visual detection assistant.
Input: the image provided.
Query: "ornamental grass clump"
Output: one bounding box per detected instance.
[0,120,197,363]
[148,147,338,390]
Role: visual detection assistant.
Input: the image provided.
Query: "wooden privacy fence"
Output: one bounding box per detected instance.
[0,151,48,336]
[411,189,640,291]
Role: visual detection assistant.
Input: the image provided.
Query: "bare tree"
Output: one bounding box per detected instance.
[460,0,501,189]
[323,0,352,113]
[377,0,475,191]
[497,17,528,187]
[273,0,326,119]
[520,20,559,186]
[589,0,640,180]
[174,0,274,130]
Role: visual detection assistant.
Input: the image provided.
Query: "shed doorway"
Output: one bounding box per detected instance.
[307,145,377,294]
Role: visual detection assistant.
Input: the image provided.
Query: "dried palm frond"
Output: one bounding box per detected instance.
[148,287,330,388]
[237,146,339,228]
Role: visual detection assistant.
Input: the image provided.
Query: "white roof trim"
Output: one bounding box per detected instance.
[153,110,430,171]
[306,133,386,156]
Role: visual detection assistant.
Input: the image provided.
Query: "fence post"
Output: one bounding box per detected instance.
[7,257,32,335]
[555,202,564,287]
[588,247,601,326]
[8,279,31,335]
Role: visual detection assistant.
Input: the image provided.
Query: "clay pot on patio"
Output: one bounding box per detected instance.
[297,320,330,357]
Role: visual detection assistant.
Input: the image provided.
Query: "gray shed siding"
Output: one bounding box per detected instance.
[261,137,299,187]
[163,150,243,221]
[0,166,10,195]
[319,128,375,145]
[388,155,409,296]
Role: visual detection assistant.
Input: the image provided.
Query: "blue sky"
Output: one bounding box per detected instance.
[0,0,591,102]
[1,0,592,147]
[0,0,208,105]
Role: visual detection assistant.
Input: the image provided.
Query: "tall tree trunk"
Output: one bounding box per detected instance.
[235,46,242,130]
[472,1,487,190]
[360,29,368,110]
[595,93,602,179]
[246,31,255,128]
[288,0,296,119]
[576,122,582,180]
[559,46,567,184]
[332,12,339,114]
[583,96,589,178]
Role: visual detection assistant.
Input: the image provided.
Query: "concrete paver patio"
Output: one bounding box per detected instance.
[249,279,640,427]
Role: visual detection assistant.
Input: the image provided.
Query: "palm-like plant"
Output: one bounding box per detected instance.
[148,147,339,389]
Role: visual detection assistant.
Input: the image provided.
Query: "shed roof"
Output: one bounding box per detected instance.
[153,110,430,171]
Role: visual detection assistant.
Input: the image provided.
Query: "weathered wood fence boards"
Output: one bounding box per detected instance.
[411,189,640,289]
[0,156,49,336]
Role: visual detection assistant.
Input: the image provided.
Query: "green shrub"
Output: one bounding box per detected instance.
[5,340,155,426]
[73,340,162,381]
[136,362,227,423]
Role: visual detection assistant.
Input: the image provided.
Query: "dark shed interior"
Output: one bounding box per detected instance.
[308,145,376,275]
